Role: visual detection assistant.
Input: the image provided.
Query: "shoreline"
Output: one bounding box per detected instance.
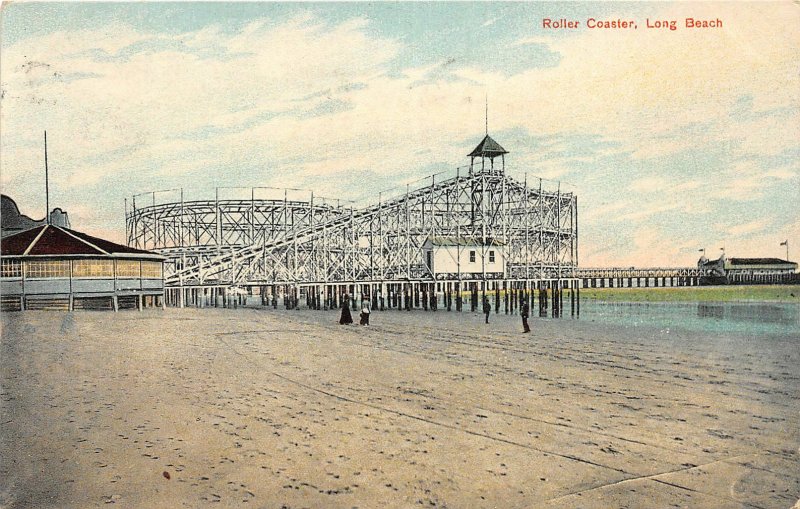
[579,284,800,303]
[583,296,800,305]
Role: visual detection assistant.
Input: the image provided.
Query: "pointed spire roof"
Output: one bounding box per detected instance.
[468,135,508,159]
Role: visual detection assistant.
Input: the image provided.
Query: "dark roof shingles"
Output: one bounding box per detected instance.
[1,225,157,257]
[0,225,46,256]
[27,226,105,255]
[468,135,508,158]
[65,228,154,255]
[729,257,794,265]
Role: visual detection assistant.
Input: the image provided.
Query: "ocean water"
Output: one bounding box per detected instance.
[576,299,800,337]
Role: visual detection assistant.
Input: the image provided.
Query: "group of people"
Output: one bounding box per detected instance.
[338,294,370,326]
[339,293,531,334]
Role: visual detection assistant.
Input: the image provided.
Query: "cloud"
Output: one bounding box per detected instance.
[1,14,401,185]
[723,219,770,237]
[482,16,502,28]
[510,36,550,48]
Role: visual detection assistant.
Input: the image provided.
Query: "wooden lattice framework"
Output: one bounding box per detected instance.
[126,136,578,288]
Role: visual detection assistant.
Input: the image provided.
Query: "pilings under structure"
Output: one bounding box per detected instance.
[159,278,584,319]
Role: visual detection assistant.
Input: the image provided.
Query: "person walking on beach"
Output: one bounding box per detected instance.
[359,298,371,326]
[483,296,491,324]
[339,294,353,325]
[521,301,531,333]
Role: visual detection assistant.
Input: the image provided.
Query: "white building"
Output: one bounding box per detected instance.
[421,236,505,278]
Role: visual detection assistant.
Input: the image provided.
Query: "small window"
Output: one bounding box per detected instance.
[72,259,114,277]
[25,260,71,278]
[426,251,432,269]
[141,261,163,278]
[1,259,22,278]
[489,250,495,263]
[469,250,476,263]
[116,260,141,278]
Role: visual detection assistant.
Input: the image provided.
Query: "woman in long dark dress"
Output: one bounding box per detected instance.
[339,294,353,325]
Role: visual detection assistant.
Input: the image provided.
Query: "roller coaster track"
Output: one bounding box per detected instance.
[129,143,578,288]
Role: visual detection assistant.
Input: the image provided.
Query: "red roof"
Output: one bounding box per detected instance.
[1,227,45,255]
[1,225,162,258]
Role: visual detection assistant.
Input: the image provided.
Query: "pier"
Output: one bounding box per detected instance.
[576,267,706,289]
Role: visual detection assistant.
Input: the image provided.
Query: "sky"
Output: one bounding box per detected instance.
[1,1,798,267]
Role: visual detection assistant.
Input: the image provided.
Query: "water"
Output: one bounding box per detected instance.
[577,299,800,336]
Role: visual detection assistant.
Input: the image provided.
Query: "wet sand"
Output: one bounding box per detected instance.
[1,307,798,508]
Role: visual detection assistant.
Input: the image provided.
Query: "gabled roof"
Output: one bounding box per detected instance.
[468,135,508,159]
[1,225,162,259]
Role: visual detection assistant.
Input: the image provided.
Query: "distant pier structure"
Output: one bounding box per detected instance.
[576,255,799,288]
[699,254,798,285]
[126,133,580,315]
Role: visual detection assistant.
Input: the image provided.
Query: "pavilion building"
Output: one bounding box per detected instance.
[699,254,798,284]
[1,224,164,311]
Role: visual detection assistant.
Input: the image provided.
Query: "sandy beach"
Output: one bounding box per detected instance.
[1,307,798,508]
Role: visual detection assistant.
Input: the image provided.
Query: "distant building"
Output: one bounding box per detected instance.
[1,225,164,311]
[421,236,505,278]
[699,254,798,284]
[1,194,69,238]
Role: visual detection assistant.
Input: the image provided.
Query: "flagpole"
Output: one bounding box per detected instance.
[44,130,49,225]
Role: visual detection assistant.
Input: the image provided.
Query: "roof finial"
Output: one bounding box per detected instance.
[44,130,50,225]
[485,94,488,136]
